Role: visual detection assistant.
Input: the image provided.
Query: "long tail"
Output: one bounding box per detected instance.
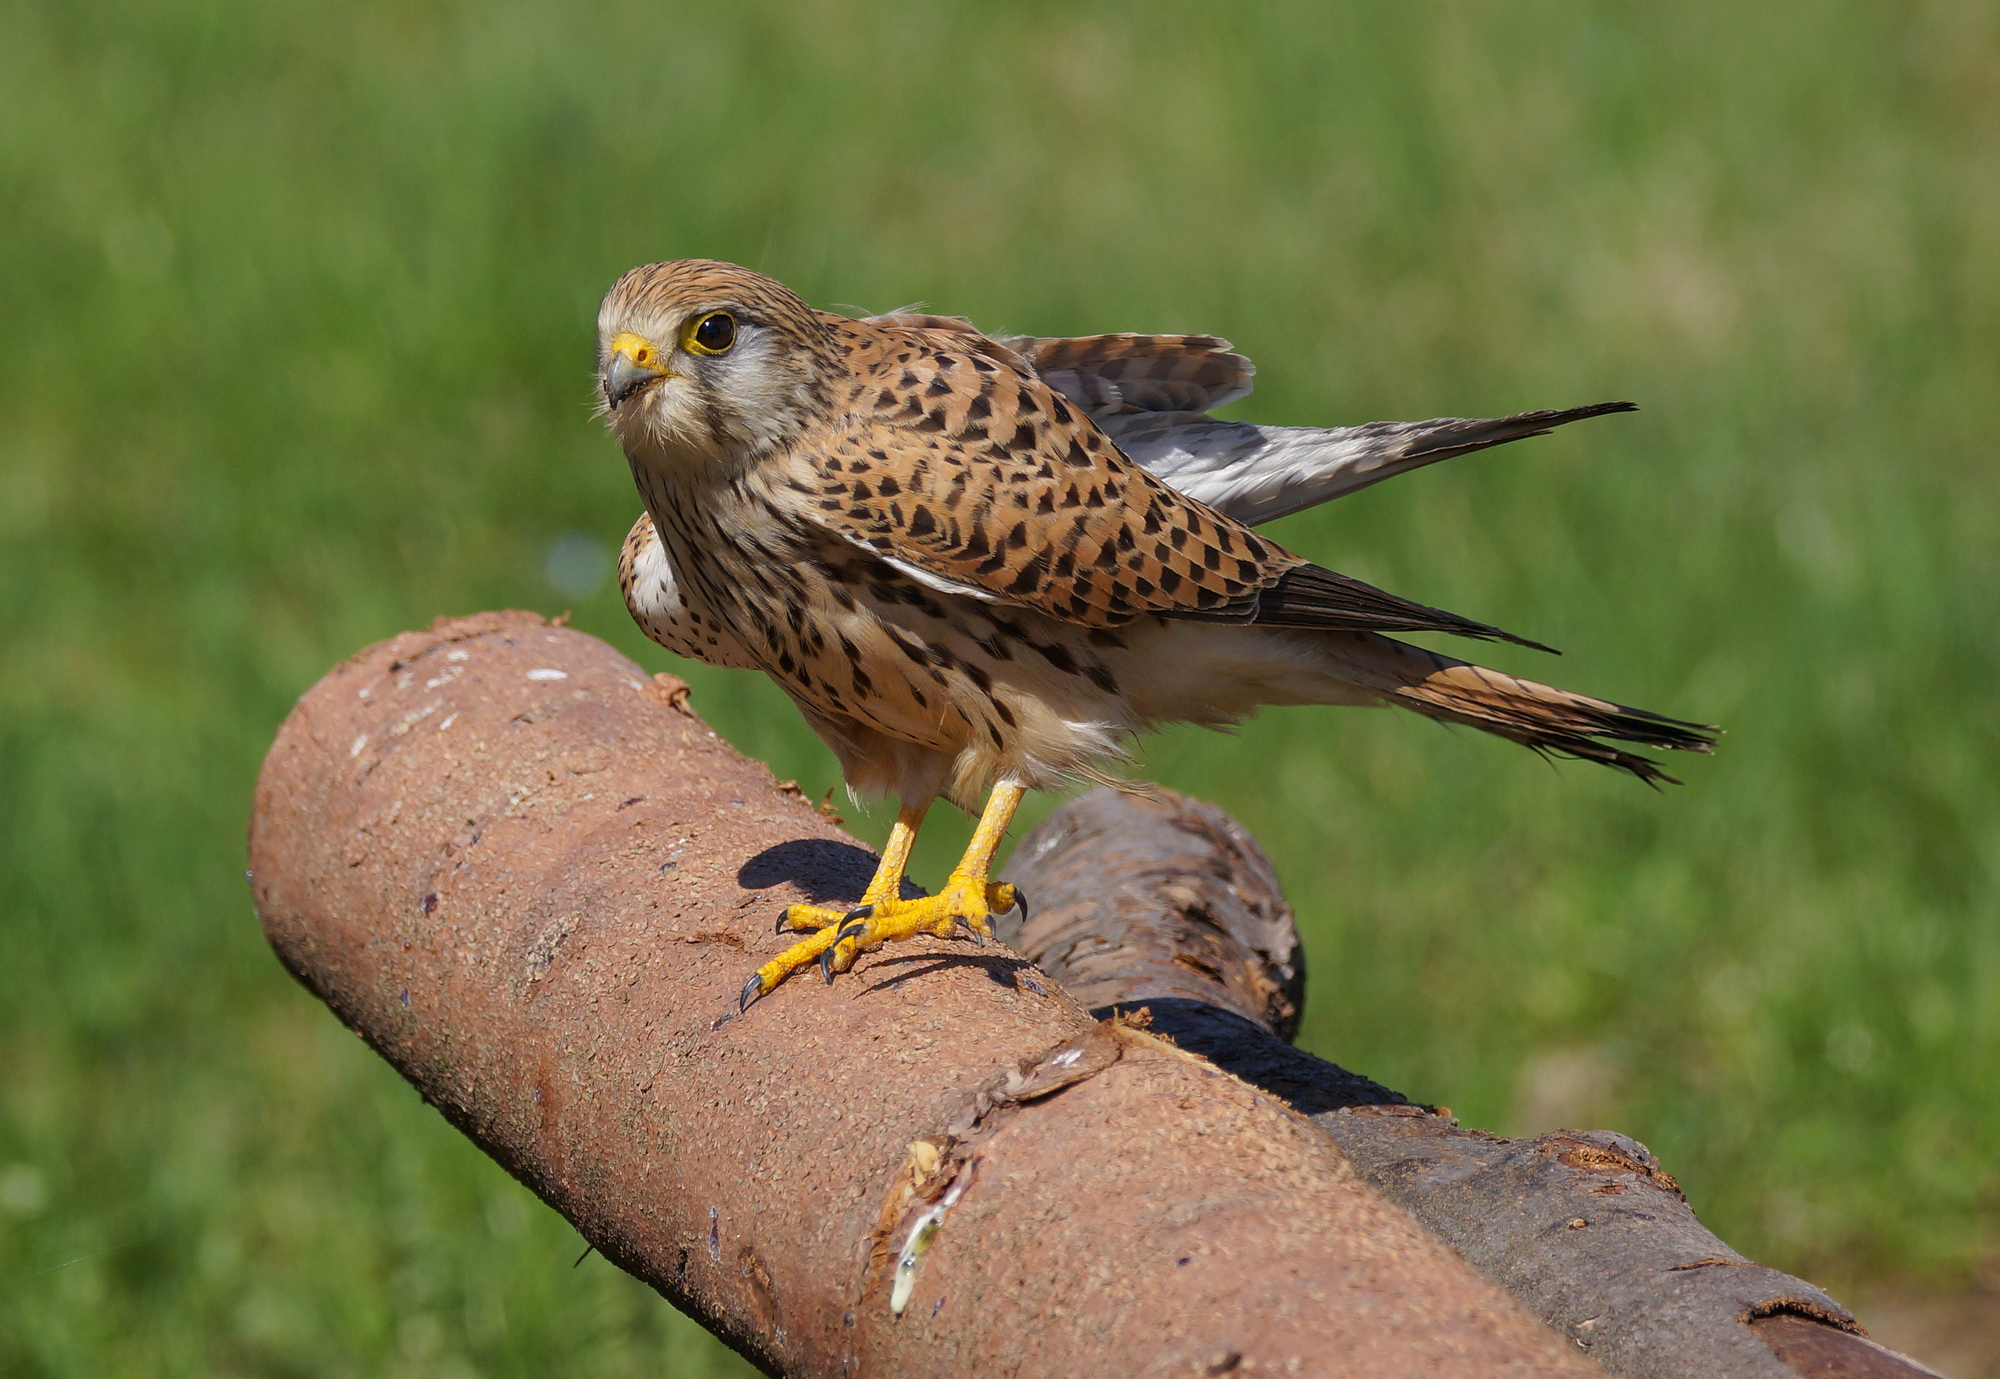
[1322,632,1716,785]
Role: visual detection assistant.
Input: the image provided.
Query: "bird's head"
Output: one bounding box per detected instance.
[596,259,839,471]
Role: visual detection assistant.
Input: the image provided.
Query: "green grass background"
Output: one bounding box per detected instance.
[3,1,1996,1373]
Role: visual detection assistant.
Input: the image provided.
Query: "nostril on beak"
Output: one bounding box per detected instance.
[605,350,661,407]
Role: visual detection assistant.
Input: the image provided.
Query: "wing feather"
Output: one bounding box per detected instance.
[791,320,1546,648]
[999,332,1255,416]
[1106,402,1637,525]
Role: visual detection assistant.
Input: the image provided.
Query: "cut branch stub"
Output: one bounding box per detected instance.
[1001,787,1942,1379]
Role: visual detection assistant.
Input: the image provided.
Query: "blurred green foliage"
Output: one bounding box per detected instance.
[2,0,1996,1372]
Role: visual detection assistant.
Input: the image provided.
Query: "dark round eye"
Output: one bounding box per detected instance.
[690,311,736,354]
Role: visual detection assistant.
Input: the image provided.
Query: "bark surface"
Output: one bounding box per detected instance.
[249,611,1603,1379]
[999,788,1942,1379]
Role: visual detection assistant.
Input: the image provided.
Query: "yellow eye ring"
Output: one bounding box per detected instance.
[683,311,737,356]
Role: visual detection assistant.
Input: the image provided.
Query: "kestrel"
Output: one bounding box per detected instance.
[596,260,1713,1009]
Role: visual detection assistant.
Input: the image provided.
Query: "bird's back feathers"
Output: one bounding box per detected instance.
[802,317,1292,628]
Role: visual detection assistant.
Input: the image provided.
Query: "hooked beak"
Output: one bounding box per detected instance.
[603,332,670,409]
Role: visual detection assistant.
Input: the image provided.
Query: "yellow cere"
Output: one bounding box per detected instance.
[610,331,667,375]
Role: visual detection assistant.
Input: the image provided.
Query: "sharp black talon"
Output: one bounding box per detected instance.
[820,944,839,984]
[775,909,794,934]
[739,974,763,1013]
[842,903,875,925]
[1011,887,1029,922]
[836,918,870,945]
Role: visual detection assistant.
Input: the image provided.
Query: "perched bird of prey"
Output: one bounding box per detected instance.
[596,260,1713,1009]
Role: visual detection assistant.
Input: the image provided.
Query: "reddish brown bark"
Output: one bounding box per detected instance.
[249,611,1602,1378]
[998,787,1943,1379]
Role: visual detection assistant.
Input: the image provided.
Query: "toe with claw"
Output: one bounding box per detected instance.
[733,780,1026,1010]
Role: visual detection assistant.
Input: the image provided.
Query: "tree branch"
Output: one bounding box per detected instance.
[247,612,1939,1378]
[248,612,1599,1378]
[998,786,1941,1379]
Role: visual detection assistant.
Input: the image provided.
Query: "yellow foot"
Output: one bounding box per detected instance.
[738,877,1025,1011]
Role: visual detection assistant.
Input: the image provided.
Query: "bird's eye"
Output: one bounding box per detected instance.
[685,311,737,356]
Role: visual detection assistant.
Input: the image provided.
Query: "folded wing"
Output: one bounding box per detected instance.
[626,321,1631,670]
[1104,403,1636,525]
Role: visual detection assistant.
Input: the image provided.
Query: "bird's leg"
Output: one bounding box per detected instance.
[825,780,1024,963]
[740,797,931,1010]
[738,783,1026,1010]
[775,798,930,935]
